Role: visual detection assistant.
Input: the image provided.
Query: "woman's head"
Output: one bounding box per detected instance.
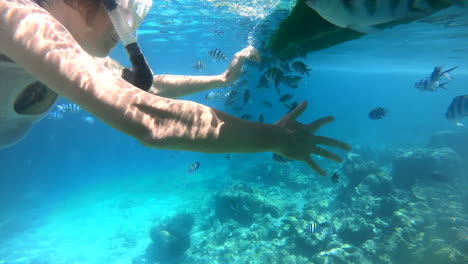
[40,0,119,57]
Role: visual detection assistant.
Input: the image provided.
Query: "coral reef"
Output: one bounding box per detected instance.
[146,213,195,264]
[391,147,464,189]
[429,130,468,159]
[214,182,281,226]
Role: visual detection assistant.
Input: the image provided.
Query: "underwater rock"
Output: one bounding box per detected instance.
[337,152,381,201]
[214,182,281,226]
[391,147,464,189]
[429,130,468,159]
[146,213,195,264]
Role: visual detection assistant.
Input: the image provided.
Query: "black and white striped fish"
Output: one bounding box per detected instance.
[291,61,311,76]
[56,103,81,113]
[368,107,388,120]
[306,0,453,33]
[208,48,227,61]
[445,94,468,126]
[47,111,63,120]
[283,75,303,89]
[272,153,292,163]
[188,161,200,173]
[221,90,237,104]
[264,68,284,95]
[192,60,204,70]
[304,221,333,234]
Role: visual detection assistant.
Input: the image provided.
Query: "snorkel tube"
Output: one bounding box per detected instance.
[101,0,153,91]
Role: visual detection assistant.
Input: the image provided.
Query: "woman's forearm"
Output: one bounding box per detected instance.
[0,0,287,153]
[149,48,251,98]
[149,74,227,99]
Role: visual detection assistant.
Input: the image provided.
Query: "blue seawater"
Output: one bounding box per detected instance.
[0,1,467,264]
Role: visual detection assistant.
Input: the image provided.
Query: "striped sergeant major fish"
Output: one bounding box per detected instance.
[304,221,333,235]
[56,103,81,113]
[208,48,228,62]
[305,0,458,33]
[188,161,200,173]
[264,67,284,95]
[290,61,311,76]
[192,60,204,70]
[445,94,468,126]
[368,107,388,120]
[415,66,457,92]
[47,111,63,121]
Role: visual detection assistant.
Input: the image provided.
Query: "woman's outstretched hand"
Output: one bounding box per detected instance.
[223,46,261,84]
[274,101,352,176]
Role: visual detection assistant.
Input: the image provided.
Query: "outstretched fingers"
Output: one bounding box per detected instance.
[288,101,307,120]
[311,146,343,162]
[305,156,326,176]
[314,136,352,150]
[307,116,335,133]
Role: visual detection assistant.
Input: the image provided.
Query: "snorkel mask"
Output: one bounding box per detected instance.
[101,0,153,91]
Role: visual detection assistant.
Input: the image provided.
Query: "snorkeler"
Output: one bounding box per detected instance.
[0,0,351,176]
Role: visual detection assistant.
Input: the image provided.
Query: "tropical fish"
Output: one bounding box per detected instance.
[264,68,284,95]
[259,114,264,123]
[415,66,457,92]
[282,75,303,89]
[262,100,273,108]
[445,94,468,126]
[284,101,299,113]
[56,103,80,113]
[82,116,95,124]
[221,90,237,104]
[208,48,227,61]
[257,74,270,91]
[368,107,388,120]
[331,171,340,183]
[304,221,333,234]
[47,111,63,120]
[188,161,200,173]
[243,89,251,105]
[272,153,292,163]
[240,114,253,120]
[279,94,294,103]
[192,60,204,70]
[291,61,311,76]
[305,0,445,33]
[205,91,221,101]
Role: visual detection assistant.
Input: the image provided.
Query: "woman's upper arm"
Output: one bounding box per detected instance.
[0,0,151,139]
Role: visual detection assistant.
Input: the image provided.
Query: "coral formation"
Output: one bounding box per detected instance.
[214,182,281,226]
[429,130,468,159]
[391,147,464,189]
[146,213,195,264]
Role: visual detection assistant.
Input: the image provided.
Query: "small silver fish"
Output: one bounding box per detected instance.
[83,116,95,124]
[205,91,221,101]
